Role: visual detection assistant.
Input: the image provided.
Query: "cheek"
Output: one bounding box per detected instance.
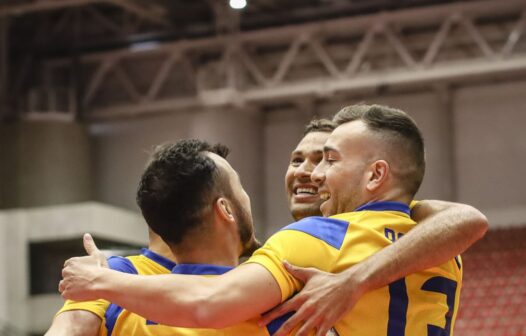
[285,167,296,188]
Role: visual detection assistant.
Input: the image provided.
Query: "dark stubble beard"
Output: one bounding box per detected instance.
[231,199,261,258]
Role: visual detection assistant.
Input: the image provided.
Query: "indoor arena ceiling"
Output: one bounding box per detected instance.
[5,0,463,58]
[1,0,525,120]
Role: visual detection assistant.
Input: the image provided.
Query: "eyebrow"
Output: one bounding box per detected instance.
[323,145,337,153]
[292,149,324,156]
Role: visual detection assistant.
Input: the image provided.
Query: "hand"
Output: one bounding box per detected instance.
[260,261,367,336]
[59,233,108,301]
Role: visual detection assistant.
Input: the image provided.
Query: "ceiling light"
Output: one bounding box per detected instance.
[229,0,246,10]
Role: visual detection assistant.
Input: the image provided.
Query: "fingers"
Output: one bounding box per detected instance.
[283,260,318,283]
[315,323,332,336]
[259,298,299,326]
[83,233,99,256]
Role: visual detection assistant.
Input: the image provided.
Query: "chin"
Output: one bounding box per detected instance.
[292,206,323,221]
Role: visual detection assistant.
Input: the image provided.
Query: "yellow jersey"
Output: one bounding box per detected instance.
[248,201,463,336]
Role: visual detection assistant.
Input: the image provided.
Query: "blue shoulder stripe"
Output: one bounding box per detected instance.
[105,257,138,336]
[281,216,348,250]
[107,256,138,274]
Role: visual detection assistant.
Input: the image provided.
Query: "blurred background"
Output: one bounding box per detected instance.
[0,0,525,334]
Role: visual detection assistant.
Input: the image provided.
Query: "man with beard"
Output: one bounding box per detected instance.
[48,140,284,335]
[59,104,486,335]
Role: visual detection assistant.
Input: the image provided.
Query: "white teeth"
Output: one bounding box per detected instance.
[319,192,330,201]
[296,187,316,195]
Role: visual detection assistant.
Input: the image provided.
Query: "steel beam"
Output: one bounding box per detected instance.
[31,0,526,119]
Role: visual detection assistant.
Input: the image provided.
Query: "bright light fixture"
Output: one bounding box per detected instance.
[229,0,247,9]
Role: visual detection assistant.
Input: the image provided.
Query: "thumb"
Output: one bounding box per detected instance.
[83,233,108,268]
[283,260,316,283]
[83,233,100,256]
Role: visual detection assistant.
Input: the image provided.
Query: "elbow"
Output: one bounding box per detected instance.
[192,292,231,329]
[462,205,489,240]
[178,290,222,329]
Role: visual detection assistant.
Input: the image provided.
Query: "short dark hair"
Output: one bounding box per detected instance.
[333,104,425,197]
[136,139,231,246]
[303,119,336,136]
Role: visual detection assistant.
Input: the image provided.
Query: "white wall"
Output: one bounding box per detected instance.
[454,80,526,227]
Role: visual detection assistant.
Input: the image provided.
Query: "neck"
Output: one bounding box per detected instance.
[171,229,240,267]
[148,231,177,263]
[172,244,239,267]
[355,187,412,210]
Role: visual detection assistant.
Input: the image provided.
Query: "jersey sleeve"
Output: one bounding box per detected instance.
[246,217,348,302]
[55,255,138,318]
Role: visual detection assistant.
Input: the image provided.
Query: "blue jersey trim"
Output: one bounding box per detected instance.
[107,256,138,275]
[105,258,138,336]
[105,305,124,336]
[266,312,294,335]
[141,248,176,271]
[171,264,233,275]
[355,201,411,216]
[281,216,349,250]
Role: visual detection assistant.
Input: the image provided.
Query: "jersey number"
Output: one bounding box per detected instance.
[387,276,457,336]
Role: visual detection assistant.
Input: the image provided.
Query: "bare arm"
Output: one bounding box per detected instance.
[60,236,282,328]
[44,310,101,336]
[261,201,488,336]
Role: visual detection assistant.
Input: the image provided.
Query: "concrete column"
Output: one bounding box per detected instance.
[0,119,92,209]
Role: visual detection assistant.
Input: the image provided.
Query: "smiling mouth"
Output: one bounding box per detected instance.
[293,186,319,198]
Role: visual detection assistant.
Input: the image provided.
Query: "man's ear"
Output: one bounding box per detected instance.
[215,197,235,223]
[366,160,389,192]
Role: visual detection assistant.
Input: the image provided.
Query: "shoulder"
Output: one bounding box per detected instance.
[280,216,349,250]
[107,255,139,274]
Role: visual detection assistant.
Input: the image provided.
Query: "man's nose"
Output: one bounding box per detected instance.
[311,161,326,184]
[294,161,313,179]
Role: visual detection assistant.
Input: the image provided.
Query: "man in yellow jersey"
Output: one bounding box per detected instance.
[266,118,487,335]
[60,104,486,336]
[47,140,283,336]
[88,140,291,335]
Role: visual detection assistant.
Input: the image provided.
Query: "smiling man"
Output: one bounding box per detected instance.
[60,104,485,336]
[286,119,335,221]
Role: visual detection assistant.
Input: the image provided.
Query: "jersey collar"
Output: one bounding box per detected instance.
[354,201,411,216]
[171,264,234,275]
[140,248,176,271]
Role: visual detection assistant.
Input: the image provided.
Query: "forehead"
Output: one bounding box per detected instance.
[326,120,372,149]
[294,132,330,153]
